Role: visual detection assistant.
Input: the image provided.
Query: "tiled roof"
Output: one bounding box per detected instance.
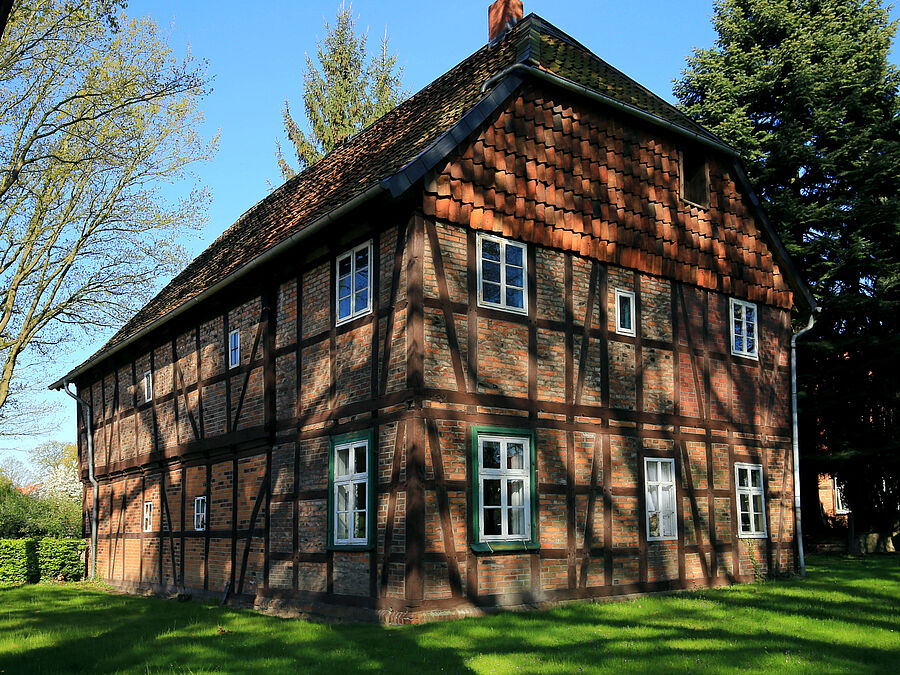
[424,85,793,309]
[58,13,803,383]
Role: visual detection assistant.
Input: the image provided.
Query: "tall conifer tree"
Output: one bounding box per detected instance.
[276,4,405,179]
[676,0,900,532]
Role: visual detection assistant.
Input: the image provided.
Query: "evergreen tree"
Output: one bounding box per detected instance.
[675,0,900,532]
[276,3,405,180]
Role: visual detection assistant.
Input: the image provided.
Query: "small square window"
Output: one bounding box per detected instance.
[142,501,153,532]
[228,329,240,369]
[730,298,759,359]
[477,234,527,314]
[143,370,153,403]
[735,463,767,537]
[194,496,207,531]
[615,289,636,336]
[645,457,677,540]
[680,148,709,207]
[336,241,373,325]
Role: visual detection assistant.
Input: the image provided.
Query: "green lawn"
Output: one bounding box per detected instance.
[0,555,897,674]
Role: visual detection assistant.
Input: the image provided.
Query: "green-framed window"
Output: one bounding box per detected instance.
[328,429,376,550]
[470,426,539,552]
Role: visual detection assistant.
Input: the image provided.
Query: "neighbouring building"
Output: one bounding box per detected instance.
[51,1,817,623]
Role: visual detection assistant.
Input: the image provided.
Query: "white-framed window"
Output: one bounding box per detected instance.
[615,288,636,336]
[194,496,207,531]
[477,233,527,314]
[332,436,370,545]
[228,329,240,369]
[645,457,677,540]
[735,463,767,537]
[834,481,850,515]
[730,298,758,359]
[142,370,153,403]
[336,240,372,325]
[142,501,153,532]
[477,433,532,541]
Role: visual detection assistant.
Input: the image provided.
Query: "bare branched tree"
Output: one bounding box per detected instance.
[0,0,217,431]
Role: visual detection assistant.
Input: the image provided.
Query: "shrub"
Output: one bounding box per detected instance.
[38,538,87,581]
[0,539,39,584]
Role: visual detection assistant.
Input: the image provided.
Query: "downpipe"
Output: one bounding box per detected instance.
[63,380,98,581]
[791,308,819,576]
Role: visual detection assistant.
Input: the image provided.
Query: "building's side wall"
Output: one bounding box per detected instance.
[413,218,793,606]
[78,220,412,603]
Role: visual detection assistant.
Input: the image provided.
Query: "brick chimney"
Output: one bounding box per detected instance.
[488,0,523,42]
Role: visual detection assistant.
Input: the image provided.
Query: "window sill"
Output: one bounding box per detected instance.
[327,543,375,552]
[731,350,759,361]
[736,532,768,539]
[471,541,540,554]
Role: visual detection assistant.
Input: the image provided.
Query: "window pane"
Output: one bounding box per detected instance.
[752,493,764,515]
[661,485,673,512]
[354,267,369,293]
[339,256,351,277]
[484,508,502,535]
[740,493,750,513]
[482,239,500,261]
[506,287,524,308]
[734,335,744,352]
[659,461,672,483]
[648,513,660,538]
[647,461,658,482]
[661,513,673,537]
[746,307,755,324]
[482,441,501,469]
[354,288,368,313]
[482,260,501,283]
[507,443,524,470]
[339,297,351,319]
[647,485,658,512]
[746,336,755,353]
[734,321,743,337]
[337,484,349,511]
[484,479,501,506]
[506,265,523,289]
[336,448,350,476]
[733,304,742,321]
[355,247,369,270]
[508,480,524,506]
[482,281,501,304]
[753,512,764,533]
[355,481,366,509]
[508,507,525,536]
[619,295,632,329]
[337,512,348,540]
[354,445,367,474]
[738,468,748,488]
[505,244,523,267]
[338,274,351,298]
[751,470,761,489]
[354,512,366,539]
[740,512,750,532]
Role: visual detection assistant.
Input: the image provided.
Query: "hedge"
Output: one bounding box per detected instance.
[0,538,86,584]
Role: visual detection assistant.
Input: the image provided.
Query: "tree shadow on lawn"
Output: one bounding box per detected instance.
[1,559,898,674]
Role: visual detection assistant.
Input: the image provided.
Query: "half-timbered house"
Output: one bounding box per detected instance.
[51,1,817,623]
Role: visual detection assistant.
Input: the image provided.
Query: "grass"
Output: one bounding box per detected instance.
[0,555,897,674]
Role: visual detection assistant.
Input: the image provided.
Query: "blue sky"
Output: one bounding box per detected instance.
[5,1,900,467]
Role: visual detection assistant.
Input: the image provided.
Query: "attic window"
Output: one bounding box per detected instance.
[680,147,709,207]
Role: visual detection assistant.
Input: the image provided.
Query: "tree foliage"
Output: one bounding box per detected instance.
[275,3,405,179]
[0,446,80,539]
[676,0,900,531]
[0,0,215,432]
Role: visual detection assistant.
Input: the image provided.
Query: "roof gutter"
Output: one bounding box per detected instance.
[49,182,387,389]
[62,379,98,581]
[481,63,740,158]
